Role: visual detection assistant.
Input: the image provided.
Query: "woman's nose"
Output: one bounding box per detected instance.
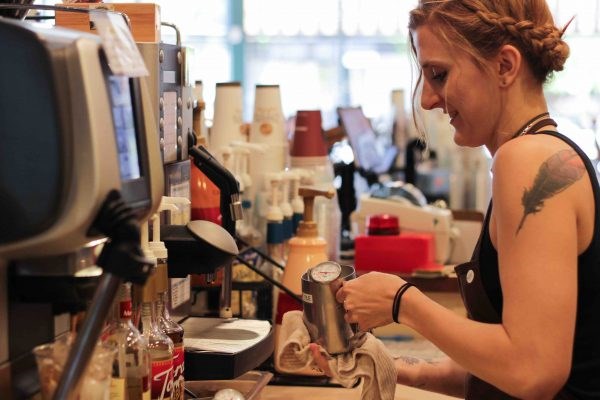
[420,80,443,111]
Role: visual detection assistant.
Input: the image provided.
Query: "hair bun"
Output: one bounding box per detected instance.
[525,24,570,76]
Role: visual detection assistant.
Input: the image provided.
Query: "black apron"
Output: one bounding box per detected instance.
[454,120,576,399]
[455,219,575,399]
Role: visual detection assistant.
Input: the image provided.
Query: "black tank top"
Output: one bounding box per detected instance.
[478,131,600,398]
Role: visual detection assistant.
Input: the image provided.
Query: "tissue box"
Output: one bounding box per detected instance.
[354,233,437,274]
[55,3,161,43]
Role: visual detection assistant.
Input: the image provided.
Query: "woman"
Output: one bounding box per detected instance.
[311,1,600,398]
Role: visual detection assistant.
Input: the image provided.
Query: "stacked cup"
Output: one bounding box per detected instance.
[248,84,288,207]
[210,82,247,163]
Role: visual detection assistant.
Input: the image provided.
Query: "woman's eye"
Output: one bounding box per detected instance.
[431,67,447,83]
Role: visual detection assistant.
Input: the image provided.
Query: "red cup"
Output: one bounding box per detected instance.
[290,110,328,157]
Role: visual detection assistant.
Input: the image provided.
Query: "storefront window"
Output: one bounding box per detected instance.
[31,0,600,160]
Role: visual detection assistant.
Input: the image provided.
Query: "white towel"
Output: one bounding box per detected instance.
[276,310,397,400]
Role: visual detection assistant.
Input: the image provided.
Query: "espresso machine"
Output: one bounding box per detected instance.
[0,10,163,398]
[0,4,273,399]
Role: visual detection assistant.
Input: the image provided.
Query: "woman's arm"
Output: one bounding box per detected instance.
[400,137,584,398]
[394,356,465,398]
[340,136,585,399]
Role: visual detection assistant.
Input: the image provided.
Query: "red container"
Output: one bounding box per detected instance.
[354,232,438,274]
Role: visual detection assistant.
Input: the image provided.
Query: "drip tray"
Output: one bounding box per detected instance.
[182,317,274,380]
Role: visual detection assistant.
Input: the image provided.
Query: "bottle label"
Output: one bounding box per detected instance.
[127,375,150,400]
[120,300,132,319]
[110,377,126,400]
[143,375,151,400]
[171,345,185,400]
[151,358,173,400]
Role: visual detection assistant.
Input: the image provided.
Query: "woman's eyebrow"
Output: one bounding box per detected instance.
[420,59,448,69]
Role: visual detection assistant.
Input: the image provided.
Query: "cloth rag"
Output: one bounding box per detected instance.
[276,310,397,400]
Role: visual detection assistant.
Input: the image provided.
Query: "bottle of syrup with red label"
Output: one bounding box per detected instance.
[139,273,174,400]
[105,283,151,400]
[155,263,185,400]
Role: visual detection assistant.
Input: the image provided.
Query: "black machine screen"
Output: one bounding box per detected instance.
[109,76,142,181]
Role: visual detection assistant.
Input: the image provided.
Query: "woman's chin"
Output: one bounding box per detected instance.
[453,131,467,146]
[453,132,479,148]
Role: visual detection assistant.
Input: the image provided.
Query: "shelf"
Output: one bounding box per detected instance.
[182,317,274,380]
[185,370,273,400]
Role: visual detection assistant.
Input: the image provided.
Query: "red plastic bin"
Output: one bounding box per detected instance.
[354,233,437,274]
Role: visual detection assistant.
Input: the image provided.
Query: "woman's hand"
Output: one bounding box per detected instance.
[336,271,406,331]
[309,343,333,376]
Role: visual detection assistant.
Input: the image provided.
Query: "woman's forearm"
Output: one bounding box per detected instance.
[395,356,465,397]
[399,288,568,398]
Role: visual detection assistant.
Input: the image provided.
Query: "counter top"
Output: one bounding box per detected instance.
[260,383,460,400]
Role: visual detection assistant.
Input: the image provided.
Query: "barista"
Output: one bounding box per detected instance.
[312,1,600,398]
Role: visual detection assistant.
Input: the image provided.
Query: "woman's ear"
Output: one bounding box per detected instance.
[496,44,522,87]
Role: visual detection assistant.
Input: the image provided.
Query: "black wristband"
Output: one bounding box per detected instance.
[392,282,414,324]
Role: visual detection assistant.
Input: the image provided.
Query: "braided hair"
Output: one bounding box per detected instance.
[409,0,570,83]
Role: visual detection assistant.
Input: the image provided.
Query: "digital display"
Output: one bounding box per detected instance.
[109,76,141,181]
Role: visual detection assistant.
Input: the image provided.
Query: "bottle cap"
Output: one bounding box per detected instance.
[366,214,400,236]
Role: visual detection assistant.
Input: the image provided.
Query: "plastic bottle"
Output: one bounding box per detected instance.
[281,187,334,294]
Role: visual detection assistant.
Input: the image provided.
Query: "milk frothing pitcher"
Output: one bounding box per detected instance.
[302,261,359,354]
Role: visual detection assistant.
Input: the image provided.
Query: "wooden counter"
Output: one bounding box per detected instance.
[260,383,460,400]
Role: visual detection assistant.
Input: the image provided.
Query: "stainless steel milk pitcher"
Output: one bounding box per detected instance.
[301,261,359,354]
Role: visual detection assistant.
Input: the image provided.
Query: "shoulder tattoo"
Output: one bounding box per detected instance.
[516,149,586,235]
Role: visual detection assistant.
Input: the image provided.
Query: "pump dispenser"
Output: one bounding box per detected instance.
[289,170,304,234]
[134,221,158,327]
[265,173,284,268]
[280,171,294,253]
[141,220,157,268]
[230,141,266,244]
[282,187,334,296]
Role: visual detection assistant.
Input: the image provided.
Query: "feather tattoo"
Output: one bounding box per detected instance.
[516,149,585,235]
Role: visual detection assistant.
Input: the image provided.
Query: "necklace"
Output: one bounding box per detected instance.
[511,112,555,139]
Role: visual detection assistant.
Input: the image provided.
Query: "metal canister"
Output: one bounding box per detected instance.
[301,261,359,354]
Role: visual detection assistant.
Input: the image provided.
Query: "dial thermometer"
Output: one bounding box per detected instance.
[310,261,342,283]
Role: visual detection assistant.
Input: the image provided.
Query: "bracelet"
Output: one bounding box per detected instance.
[392,282,414,324]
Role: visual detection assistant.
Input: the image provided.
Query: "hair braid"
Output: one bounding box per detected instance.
[456,0,569,77]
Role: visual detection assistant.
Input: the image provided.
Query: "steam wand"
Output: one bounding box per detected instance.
[53,191,153,400]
